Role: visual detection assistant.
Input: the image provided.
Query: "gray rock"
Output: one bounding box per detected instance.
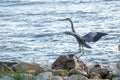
[116,61,120,72]
[36,72,53,80]
[66,74,88,80]
[114,77,120,80]
[89,72,101,79]
[90,64,114,79]
[113,64,120,80]
[118,44,120,51]
[69,68,87,76]
[53,76,63,80]
[0,76,14,80]
[63,77,68,80]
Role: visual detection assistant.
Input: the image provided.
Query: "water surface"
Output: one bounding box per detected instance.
[0,0,120,66]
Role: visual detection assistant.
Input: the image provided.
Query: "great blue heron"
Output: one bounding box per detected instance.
[59,18,108,57]
[64,31,92,57]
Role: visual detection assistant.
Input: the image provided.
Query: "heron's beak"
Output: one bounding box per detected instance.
[57,19,66,21]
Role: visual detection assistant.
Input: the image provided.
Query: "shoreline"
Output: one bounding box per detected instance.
[0,54,120,80]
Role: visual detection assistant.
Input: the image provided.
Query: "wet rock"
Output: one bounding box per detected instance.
[14,62,44,75]
[69,68,87,76]
[52,69,69,77]
[0,76,14,80]
[66,74,88,80]
[90,64,114,79]
[36,72,53,80]
[52,54,89,75]
[53,76,63,80]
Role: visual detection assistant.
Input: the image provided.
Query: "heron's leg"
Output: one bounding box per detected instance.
[74,45,82,55]
[79,44,82,52]
[78,46,84,58]
[82,46,84,55]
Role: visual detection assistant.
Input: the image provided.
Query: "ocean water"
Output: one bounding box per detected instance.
[0,0,120,66]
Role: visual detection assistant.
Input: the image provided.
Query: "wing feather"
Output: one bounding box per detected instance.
[82,32,108,42]
[64,31,92,48]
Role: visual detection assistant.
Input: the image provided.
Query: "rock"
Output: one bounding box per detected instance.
[90,64,114,79]
[114,62,120,80]
[52,54,89,75]
[0,62,17,67]
[0,76,14,80]
[52,69,69,77]
[0,63,14,73]
[63,77,68,80]
[116,62,120,71]
[89,72,101,80]
[52,54,74,70]
[118,44,120,51]
[13,73,35,80]
[113,77,120,80]
[69,68,87,76]
[36,72,53,80]
[106,71,115,80]
[14,62,44,75]
[66,74,88,80]
[53,76,63,80]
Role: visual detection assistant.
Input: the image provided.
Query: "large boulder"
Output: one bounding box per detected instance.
[52,54,89,76]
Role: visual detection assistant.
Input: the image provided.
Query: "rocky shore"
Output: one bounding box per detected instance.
[0,54,120,80]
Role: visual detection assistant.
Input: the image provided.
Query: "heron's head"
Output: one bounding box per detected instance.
[58,18,71,21]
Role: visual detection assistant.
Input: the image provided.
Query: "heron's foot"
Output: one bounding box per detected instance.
[78,51,84,58]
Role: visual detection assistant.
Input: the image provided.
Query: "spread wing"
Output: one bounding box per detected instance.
[82,32,108,42]
[64,31,92,48]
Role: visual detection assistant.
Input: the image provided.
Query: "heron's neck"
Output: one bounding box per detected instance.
[68,19,76,33]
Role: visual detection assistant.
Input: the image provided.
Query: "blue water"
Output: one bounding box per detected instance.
[0,0,120,66]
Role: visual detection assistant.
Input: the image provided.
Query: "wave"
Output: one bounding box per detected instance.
[34,33,61,38]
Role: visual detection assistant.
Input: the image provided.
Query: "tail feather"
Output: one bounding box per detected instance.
[85,44,92,48]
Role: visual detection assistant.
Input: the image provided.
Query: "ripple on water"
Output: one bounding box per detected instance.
[0,0,120,66]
